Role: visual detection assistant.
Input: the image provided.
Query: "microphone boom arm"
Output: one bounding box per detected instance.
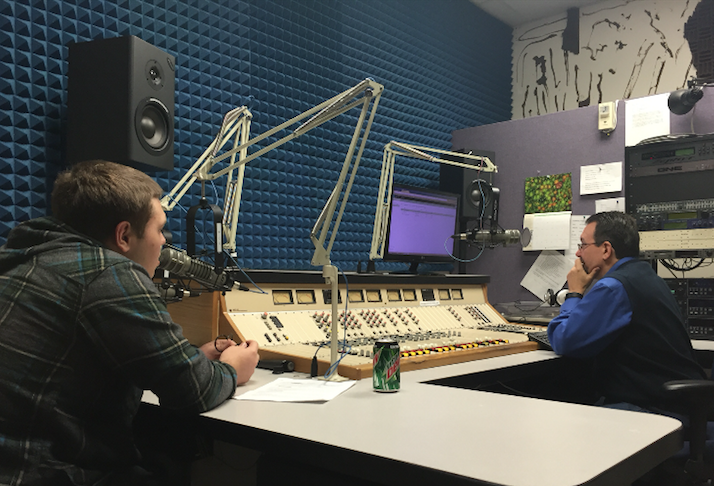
[161,106,253,252]
[163,79,384,263]
[369,141,498,261]
[161,79,385,381]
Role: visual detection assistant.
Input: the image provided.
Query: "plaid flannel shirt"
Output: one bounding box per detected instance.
[0,217,237,485]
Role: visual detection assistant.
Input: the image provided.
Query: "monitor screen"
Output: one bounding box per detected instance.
[384,184,459,267]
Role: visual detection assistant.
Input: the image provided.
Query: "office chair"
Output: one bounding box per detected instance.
[662,379,714,485]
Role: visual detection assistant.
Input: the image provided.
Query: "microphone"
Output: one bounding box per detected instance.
[257,359,295,374]
[454,229,524,247]
[158,245,235,291]
[156,283,201,302]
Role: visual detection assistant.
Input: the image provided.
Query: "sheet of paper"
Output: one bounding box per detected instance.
[234,377,356,403]
[580,161,622,195]
[520,250,573,301]
[525,211,571,251]
[625,93,670,147]
[595,197,625,213]
[565,215,589,260]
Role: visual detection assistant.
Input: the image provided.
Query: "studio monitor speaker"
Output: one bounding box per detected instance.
[67,36,175,172]
[439,148,496,220]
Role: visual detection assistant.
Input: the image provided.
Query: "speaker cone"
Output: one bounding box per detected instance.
[466,179,492,211]
[135,98,171,154]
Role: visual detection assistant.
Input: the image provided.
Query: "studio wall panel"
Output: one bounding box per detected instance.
[1,0,512,273]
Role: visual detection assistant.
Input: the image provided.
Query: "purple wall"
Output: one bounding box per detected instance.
[452,90,714,305]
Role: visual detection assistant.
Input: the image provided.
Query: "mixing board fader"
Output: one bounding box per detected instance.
[219,272,538,379]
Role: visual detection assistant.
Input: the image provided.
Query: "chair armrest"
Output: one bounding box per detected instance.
[664,380,714,401]
[664,380,714,461]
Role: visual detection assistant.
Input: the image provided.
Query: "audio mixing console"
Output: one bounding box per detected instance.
[216,271,540,379]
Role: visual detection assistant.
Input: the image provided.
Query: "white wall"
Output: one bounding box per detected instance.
[512,0,702,119]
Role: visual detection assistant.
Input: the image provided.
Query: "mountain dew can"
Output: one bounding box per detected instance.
[373,339,400,392]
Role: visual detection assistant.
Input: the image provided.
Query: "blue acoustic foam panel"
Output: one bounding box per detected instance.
[1,0,511,273]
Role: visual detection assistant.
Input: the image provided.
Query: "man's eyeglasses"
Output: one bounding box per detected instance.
[577,241,598,250]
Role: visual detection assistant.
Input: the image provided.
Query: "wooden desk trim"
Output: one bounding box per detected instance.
[166,291,220,345]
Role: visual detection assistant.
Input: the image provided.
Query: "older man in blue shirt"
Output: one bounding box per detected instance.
[548,211,704,413]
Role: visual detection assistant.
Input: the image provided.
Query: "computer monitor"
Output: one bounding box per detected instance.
[383,184,460,273]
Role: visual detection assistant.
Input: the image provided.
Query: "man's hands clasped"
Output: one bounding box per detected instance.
[200,336,260,385]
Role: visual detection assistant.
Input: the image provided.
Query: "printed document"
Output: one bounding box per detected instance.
[234,377,356,403]
[521,250,572,300]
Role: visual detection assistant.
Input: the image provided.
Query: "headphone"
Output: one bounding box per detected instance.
[544,288,569,306]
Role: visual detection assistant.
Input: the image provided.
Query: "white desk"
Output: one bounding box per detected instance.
[693,340,714,352]
[144,350,682,485]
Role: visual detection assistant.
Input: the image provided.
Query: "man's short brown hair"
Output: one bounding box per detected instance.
[585,211,640,259]
[51,160,163,243]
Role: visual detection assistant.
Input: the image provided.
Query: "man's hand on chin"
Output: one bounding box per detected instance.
[567,259,600,295]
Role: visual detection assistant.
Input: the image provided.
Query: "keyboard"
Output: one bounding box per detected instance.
[528,331,553,351]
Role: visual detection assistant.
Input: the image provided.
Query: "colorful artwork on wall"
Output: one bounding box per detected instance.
[524,173,572,214]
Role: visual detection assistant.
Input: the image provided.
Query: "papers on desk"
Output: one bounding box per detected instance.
[234,377,357,403]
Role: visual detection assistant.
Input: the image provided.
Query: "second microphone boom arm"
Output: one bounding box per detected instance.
[370,141,498,261]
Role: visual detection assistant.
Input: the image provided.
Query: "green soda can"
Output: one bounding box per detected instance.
[373,339,400,392]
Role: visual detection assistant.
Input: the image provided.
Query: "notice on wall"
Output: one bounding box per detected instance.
[520,250,573,301]
[625,93,670,147]
[580,161,622,195]
[565,215,589,260]
[522,211,571,251]
[595,197,625,213]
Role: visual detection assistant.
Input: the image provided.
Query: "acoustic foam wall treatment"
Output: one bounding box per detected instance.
[0,0,511,272]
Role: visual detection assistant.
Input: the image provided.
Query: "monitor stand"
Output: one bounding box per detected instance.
[381,261,422,275]
[384,262,452,276]
[400,261,444,275]
[406,261,451,275]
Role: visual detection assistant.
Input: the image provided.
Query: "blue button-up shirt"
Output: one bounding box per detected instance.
[548,257,634,358]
